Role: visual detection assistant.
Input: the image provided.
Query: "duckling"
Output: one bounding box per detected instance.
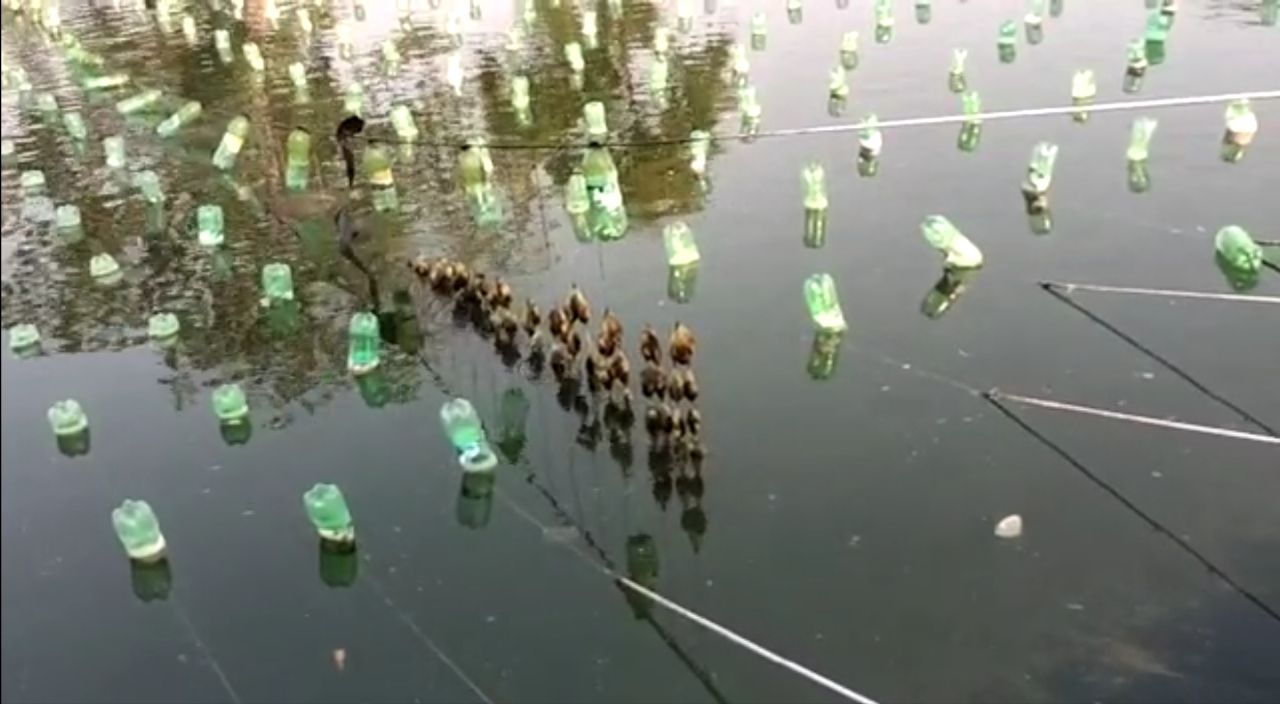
[596,331,618,358]
[607,350,631,389]
[640,363,667,399]
[670,408,686,437]
[450,262,471,293]
[600,309,623,343]
[683,408,702,437]
[585,352,607,394]
[566,284,591,324]
[410,254,434,278]
[639,325,661,365]
[522,299,542,336]
[566,329,584,359]
[493,308,520,349]
[548,305,570,342]
[550,342,572,382]
[676,368,699,402]
[489,278,514,309]
[428,259,457,294]
[667,369,686,403]
[645,403,674,437]
[669,322,696,366]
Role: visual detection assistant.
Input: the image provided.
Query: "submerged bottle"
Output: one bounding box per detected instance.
[363,146,394,188]
[285,128,311,190]
[840,32,859,69]
[211,115,249,170]
[1223,99,1257,146]
[584,101,608,141]
[261,262,294,303]
[565,42,585,72]
[688,130,711,176]
[103,135,126,169]
[347,312,380,375]
[1023,142,1059,196]
[922,215,984,269]
[303,484,356,544]
[112,500,166,562]
[9,323,40,354]
[134,170,165,205]
[663,222,701,266]
[148,312,180,341]
[1215,225,1263,273]
[116,89,161,115]
[197,204,224,246]
[156,100,202,137]
[212,383,249,423]
[440,398,500,472]
[48,399,89,437]
[948,48,967,92]
[998,21,1018,62]
[804,273,848,333]
[802,163,828,211]
[828,65,848,99]
[1127,117,1158,161]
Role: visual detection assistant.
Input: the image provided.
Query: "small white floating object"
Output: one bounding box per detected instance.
[994,514,1023,539]
[446,52,464,94]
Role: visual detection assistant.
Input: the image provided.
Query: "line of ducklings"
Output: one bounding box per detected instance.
[410,256,705,459]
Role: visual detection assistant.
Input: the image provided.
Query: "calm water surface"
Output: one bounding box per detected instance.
[2,0,1279,702]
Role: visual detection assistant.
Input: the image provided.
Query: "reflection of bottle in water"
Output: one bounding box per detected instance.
[285,128,311,190]
[624,534,660,618]
[751,13,767,50]
[129,559,172,603]
[456,471,494,529]
[807,330,843,380]
[998,21,1017,63]
[318,542,359,588]
[920,268,976,319]
[668,262,699,303]
[804,207,828,248]
[1127,158,1151,194]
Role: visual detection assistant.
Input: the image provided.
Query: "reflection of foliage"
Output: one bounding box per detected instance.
[0,0,732,415]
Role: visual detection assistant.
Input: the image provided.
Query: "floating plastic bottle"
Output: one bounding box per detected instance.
[342,83,365,116]
[1126,38,1148,77]
[922,215,984,269]
[804,273,848,333]
[390,104,419,142]
[440,398,500,472]
[858,115,883,158]
[116,89,161,115]
[584,101,608,141]
[458,139,494,189]
[564,42,585,72]
[510,75,530,111]
[582,9,598,40]
[1262,0,1278,26]
[948,48,967,92]
[83,73,129,90]
[998,21,1017,62]
[1223,99,1257,146]
[335,23,354,58]
[36,92,58,113]
[663,222,700,266]
[196,204,224,246]
[730,43,750,81]
[916,0,932,23]
[1144,10,1171,45]
[287,61,307,88]
[148,312,180,341]
[212,383,249,423]
[296,7,314,34]
[382,39,402,69]
[211,116,249,171]
[155,100,202,137]
[346,312,380,375]
[688,130,710,176]
[677,0,695,30]
[1025,0,1045,44]
[565,173,590,215]
[181,14,197,43]
[112,500,166,562]
[801,163,827,211]
[1127,117,1157,161]
[650,56,671,96]
[55,204,82,240]
[0,140,13,158]
[445,52,464,94]
[839,32,859,69]
[739,85,762,123]
[9,323,40,354]
[214,28,232,57]
[261,262,294,303]
[828,66,848,99]
[243,42,265,71]
[962,90,982,125]
[363,146,394,188]
[751,13,767,50]
[134,170,165,205]
[787,0,803,24]
[1023,142,1059,196]
[1071,69,1096,121]
[1215,226,1263,274]
[48,399,89,437]
[875,0,894,27]
[284,128,311,190]
[304,484,355,544]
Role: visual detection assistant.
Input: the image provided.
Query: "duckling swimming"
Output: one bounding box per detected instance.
[607,350,631,389]
[585,352,607,394]
[683,408,702,437]
[548,305,570,342]
[550,342,573,381]
[667,369,686,403]
[596,331,618,358]
[600,309,623,341]
[566,284,591,324]
[522,299,542,336]
[640,363,667,399]
[566,329,584,359]
[645,402,675,437]
[669,322,696,366]
[674,368,699,402]
[489,278,514,309]
[450,262,471,293]
[492,308,520,349]
[640,325,661,365]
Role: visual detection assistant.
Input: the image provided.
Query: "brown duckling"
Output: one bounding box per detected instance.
[639,324,661,365]
[675,368,699,402]
[669,322,696,366]
[522,299,542,336]
[409,254,434,278]
[566,329,584,359]
[645,403,675,436]
[489,278,514,309]
[596,331,618,358]
[667,369,686,403]
[548,305,570,342]
[640,363,667,399]
[450,262,471,293]
[429,260,457,294]
[607,350,631,389]
[566,284,591,324]
[550,342,572,381]
[600,309,623,342]
[585,352,608,394]
[493,308,520,348]
[683,408,702,437]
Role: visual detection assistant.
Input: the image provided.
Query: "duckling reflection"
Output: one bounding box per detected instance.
[676,473,708,553]
[921,267,978,319]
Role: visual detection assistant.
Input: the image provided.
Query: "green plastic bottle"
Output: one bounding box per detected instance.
[921,215,984,269]
[565,173,590,215]
[751,13,767,50]
[347,312,380,375]
[103,136,125,169]
[1127,117,1157,161]
[116,89,161,115]
[998,21,1017,62]
[440,398,499,472]
[156,100,202,137]
[148,312,180,341]
[303,484,355,544]
[211,116,250,170]
[62,111,87,141]
[949,49,967,92]
[55,204,81,231]
[134,170,165,205]
[802,163,827,211]
[82,73,130,90]
[112,500,167,561]
[1023,142,1059,196]
[584,101,608,141]
[9,324,40,354]
[363,146,394,188]
[803,273,848,333]
[285,128,311,191]
[196,205,224,246]
[90,253,122,282]
[458,140,494,189]
[689,130,711,176]
[1214,226,1263,273]
[48,399,89,436]
[564,42,585,72]
[212,383,250,423]
[260,262,294,303]
[390,105,419,142]
[663,222,700,266]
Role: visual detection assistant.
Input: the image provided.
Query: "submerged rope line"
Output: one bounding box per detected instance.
[983,392,1280,627]
[357,90,1280,150]
[1041,281,1280,304]
[988,390,1280,445]
[494,494,881,704]
[1040,286,1278,436]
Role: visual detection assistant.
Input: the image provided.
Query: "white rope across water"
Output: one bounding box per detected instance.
[1041,281,1280,304]
[989,390,1280,445]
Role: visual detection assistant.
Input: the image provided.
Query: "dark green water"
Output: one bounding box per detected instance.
[3,1,1279,702]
